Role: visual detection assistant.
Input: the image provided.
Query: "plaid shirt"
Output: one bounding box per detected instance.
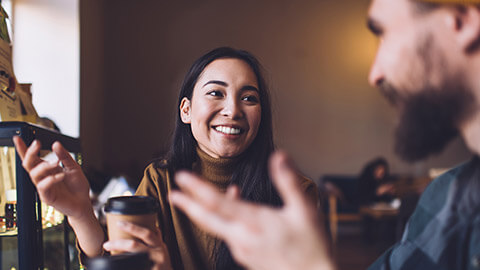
[369,157,480,270]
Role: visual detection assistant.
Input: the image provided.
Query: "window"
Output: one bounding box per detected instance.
[10,0,79,137]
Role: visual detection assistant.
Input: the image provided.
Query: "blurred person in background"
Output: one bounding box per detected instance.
[170,0,480,269]
[357,157,396,206]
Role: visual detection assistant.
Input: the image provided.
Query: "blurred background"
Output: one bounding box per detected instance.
[6,0,473,268]
[9,0,471,184]
[79,0,471,184]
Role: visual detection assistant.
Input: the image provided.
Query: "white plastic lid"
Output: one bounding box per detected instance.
[5,189,16,203]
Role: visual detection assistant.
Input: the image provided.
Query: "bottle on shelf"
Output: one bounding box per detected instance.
[5,189,16,231]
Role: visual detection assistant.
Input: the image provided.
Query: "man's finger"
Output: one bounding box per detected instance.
[175,171,260,219]
[226,185,240,199]
[169,191,232,238]
[269,151,310,208]
[175,171,227,209]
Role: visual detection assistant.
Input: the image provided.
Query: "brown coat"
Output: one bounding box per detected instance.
[136,148,319,270]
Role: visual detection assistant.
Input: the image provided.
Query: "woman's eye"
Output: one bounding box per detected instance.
[207,90,223,97]
[242,95,259,103]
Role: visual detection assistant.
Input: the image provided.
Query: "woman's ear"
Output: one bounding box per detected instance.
[180,97,192,124]
[449,6,480,52]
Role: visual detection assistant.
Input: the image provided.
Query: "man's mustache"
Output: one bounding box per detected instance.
[378,81,403,106]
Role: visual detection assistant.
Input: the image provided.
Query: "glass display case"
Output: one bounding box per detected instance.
[0,122,81,270]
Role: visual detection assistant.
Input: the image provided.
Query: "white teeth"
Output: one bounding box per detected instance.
[215,126,241,135]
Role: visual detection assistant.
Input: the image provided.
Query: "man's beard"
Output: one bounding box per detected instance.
[377,32,476,163]
[392,84,475,163]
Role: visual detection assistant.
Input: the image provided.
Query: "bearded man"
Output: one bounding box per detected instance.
[170,0,480,269]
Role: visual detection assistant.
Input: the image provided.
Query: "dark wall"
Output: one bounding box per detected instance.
[81,0,471,188]
[80,0,108,189]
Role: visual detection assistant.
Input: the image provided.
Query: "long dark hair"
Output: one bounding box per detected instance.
[358,157,390,205]
[359,157,389,181]
[161,47,281,269]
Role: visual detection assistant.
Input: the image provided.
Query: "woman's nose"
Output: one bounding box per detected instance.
[220,97,243,119]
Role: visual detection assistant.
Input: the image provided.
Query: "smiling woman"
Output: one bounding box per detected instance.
[12,46,319,270]
[146,47,318,269]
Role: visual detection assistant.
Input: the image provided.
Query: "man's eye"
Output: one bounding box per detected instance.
[207,90,223,97]
[242,95,259,103]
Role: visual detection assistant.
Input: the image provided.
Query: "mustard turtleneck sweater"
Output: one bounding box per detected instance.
[135,148,318,270]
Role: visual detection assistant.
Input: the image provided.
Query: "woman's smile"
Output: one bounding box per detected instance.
[213,125,243,135]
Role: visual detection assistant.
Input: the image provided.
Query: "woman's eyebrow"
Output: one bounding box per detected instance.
[241,85,259,92]
[203,80,228,87]
[202,80,259,92]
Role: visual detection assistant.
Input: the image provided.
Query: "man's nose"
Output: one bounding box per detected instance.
[368,56,384,87]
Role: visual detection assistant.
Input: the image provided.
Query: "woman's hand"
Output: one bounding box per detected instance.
[13,136,92,219]
[103,221,173,270]
[14,136,105,257]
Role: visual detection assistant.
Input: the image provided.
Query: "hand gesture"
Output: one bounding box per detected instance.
[103,221,173,270]
[170,151,335,270]
[13,136,92,220]
[376,183,395,196]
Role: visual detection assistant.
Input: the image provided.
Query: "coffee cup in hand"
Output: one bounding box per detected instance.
[104,196,159,255]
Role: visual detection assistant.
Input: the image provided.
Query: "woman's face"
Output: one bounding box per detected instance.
[374,165,386,180]
[180,58,261,158]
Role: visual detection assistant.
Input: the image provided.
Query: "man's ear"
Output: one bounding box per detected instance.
[180,97,192,124]
[449,5,480,52]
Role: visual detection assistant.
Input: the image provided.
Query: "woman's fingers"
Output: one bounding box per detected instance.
[35,172,66,204]
[103,223,171,267]
[36,172,66,188]
[116,221,163,247]
[17,139,43,171]
[103,239,170,267]
[52,141,79,170]
[103,239,149,253]
[12,136,27,159]
[14,137,79,188]
[29,160,63,184]
[14,137,79,173]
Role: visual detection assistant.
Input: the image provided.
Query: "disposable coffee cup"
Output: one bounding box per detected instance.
[86,252,153,270]
[104,196,159,255]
